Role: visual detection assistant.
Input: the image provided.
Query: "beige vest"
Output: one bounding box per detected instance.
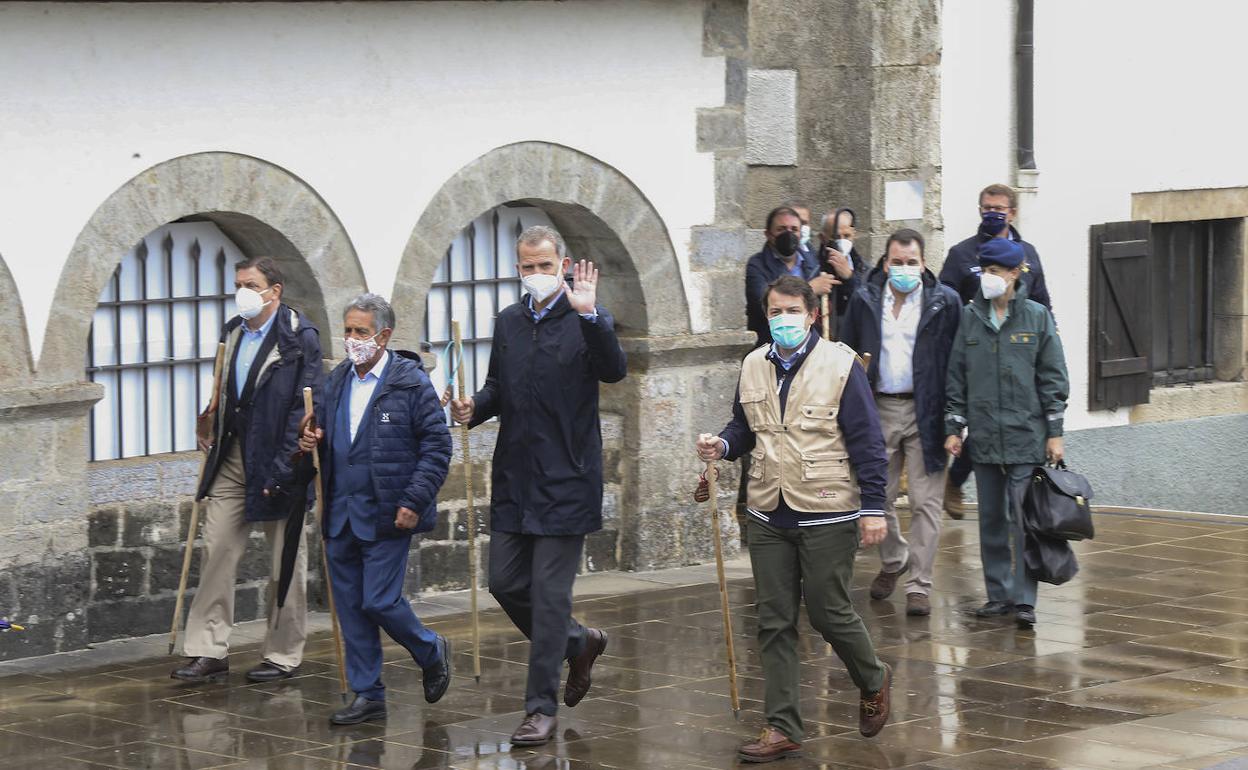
[739,337,860,513]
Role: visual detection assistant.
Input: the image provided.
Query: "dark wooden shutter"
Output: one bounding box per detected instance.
[1088,220,1152,410]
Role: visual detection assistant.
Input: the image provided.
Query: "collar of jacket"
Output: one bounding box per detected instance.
[968,281,1032,329]
[763,244,817,277]
[328,348,425,396]
[524,290,574,323]
[977,223,1026,244]
[766,329,817,372]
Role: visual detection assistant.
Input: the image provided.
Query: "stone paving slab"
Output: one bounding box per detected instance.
[0,510,1246,769]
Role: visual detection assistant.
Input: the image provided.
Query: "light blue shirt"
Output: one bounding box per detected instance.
[234,311,277,398]
[348,349,389,442]
[525,288,599,324]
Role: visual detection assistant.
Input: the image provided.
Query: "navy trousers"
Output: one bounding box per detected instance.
[326,525,440,701]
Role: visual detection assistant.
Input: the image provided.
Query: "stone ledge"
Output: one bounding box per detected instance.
[0,380,103,418]
[619,331,754,370]
[1129,380,1248,424]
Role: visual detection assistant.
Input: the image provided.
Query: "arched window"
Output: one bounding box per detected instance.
[424,204,555,410]
[87,222,246,460]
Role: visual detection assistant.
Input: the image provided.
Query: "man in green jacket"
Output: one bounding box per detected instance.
[944,239,1069,629]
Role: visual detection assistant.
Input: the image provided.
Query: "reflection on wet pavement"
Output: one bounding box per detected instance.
[1,510,1247,769]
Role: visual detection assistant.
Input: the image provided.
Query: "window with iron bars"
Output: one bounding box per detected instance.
[87,222,246,460]
[1150,219,1234,387]
[424,204,555,419]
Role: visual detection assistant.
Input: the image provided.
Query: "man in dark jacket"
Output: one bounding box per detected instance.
[450,225,627,747]
[298,293,453,725]
[938,183,1052,519]
[818,207,873,333]
[173,257,322,684]
[945,239,1068,630]
[841,230,960,617]
[745,206,836,347]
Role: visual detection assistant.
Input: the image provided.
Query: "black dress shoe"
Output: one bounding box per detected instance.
[1015,605,1037,628]
[330,695,387,725]
[245,661,299,683]
[564,627,608,707]
[171,656,229,683]
[974,601,1016,618]
[422,635,452,704]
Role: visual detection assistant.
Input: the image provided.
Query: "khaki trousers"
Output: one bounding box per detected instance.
[182,442,307,668]
[875,395,945,597]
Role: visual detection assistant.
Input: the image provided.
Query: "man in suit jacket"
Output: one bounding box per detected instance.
[299,293,453,725]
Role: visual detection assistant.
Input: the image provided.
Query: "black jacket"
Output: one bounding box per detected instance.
[745,245,822,346]
[815,238,872,322]
[197,304,323,521]
[315,350,452,538]
[938,226,1052,312]
[470,293,628,536]
[840,267,961,473]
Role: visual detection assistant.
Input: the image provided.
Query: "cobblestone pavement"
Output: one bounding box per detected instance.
[1,509,1247,769]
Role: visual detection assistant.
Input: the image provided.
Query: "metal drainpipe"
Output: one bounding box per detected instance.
[1014,0,1038,226]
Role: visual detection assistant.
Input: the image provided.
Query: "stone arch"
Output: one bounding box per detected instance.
[392,141,691,346]
[0,255,34,383]
[38,152,366,383]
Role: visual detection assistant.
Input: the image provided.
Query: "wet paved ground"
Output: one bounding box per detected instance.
[1,509,1247,769]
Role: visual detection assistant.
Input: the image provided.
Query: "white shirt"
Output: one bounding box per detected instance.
[348,349,389,442]
[877,284,922,394]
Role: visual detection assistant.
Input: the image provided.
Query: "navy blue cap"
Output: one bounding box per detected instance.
[978,238,1025,269]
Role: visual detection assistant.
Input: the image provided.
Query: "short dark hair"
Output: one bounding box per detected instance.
[763,275,817,313]
[979,183,1018,209]
[884,228,925,259]
[234,256,284,287]
[765,206,802,232]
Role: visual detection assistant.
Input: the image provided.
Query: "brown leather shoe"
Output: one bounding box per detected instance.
[511,712,557,746]
[564,627,608,707]
[869,558,909,600]
[859,663,892,737]
[905,592,930,617]
[737,727,801,763]
[171,656,229,683]
[945,480,965,520]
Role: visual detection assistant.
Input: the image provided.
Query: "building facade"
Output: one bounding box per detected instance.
[0,0,1241,661]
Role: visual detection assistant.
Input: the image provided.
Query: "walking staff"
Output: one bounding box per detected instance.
[450,225,625,747]
[698,462,740,716]
[171,256,323,685]
[169,342,226,655]
[297,293,454,725]
[451,320,482,684]
[697,274,894,764]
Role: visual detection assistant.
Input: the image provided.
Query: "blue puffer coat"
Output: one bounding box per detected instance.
[840,265,962,473]
[315,350,452,538]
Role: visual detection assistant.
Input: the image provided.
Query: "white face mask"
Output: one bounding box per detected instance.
[344,333,381,367]
[800,224,811,248]
[835,238,853,255]
[521,271,562,304]
[980,272,1009,300]
[235,286,274,320]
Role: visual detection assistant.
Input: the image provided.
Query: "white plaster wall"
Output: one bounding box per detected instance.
[0,1,722,364]
[942,0,1248,430]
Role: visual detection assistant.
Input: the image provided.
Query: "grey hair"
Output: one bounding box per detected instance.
[343,292,396,332]
[517,224,567,259]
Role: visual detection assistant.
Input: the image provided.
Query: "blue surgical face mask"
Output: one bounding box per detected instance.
[888,264,922,294]
[768,313,809,349]
[979,210,1008,239]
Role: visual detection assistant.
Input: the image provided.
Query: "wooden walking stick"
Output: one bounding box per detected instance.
[705,461,741,717]
[303,387,350,704]
[820,296,831,340]
[452,321,482,684]
[169,342,226,656]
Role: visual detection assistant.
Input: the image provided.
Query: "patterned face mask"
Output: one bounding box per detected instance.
[344,333,381,366]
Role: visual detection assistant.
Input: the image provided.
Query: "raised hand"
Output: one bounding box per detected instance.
[568,259,599,315]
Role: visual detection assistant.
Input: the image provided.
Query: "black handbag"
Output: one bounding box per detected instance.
[1023,461,1095,541]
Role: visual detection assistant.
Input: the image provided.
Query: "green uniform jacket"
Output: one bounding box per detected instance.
[944,287,1069,466]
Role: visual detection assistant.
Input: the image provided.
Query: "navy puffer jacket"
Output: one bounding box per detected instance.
[315,350,452,538]
[840,266,961,474]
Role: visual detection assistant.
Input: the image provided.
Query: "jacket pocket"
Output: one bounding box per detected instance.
[800,452,851,481]
[748,448,765,480]
[798,404,839,433]
[739,387,768,428]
